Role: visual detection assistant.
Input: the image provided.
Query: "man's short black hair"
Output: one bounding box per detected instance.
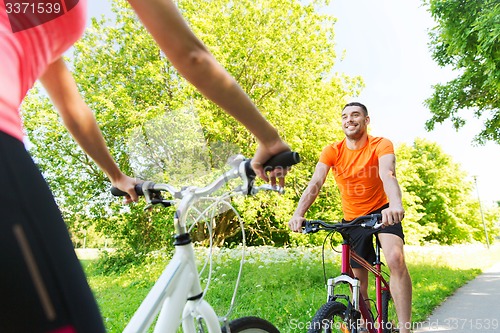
[343,102,368,116]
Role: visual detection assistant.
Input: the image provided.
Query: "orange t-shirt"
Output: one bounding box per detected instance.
[319,136,394,220]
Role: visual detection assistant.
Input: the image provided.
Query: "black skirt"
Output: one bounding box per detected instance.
[0,131,105,333]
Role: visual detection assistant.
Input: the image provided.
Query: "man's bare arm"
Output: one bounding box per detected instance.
[379,154,405,225]
[288,162,330,232]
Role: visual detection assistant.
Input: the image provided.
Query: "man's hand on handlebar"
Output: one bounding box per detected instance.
[288,214,305,233]
[251,139,292,187]
[381,205,405,227]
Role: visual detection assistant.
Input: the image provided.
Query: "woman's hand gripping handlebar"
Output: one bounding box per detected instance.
[302,214,383,234]
[110,151,300,203]
[242,150,300,195]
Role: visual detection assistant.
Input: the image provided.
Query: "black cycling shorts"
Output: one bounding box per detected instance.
[342,204,405,269]
[0,131,106,333]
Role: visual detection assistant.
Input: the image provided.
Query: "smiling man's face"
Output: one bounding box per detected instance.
[341,105,370,140]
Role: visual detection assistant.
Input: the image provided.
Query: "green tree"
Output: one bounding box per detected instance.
[394,143,427,245]
[396,138,497,244]
[22,0,360,252]
[424,0,500,144]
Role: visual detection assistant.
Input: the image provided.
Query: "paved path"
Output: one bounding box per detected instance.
[414,262,500,332]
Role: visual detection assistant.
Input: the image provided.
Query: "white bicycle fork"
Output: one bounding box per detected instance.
[123,243,221,333]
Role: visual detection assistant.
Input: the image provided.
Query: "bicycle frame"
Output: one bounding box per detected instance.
[327,237,391,333]
[111,152,300,333]
[123,234,221,333]
[123,181,231,333]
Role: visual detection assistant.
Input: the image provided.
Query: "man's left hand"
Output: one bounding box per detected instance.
[381,205,405,227]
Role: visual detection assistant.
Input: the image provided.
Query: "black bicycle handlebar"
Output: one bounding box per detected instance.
[111,151,300,197]
[111,184,144,197]
[302,214,383,234]
[244,151,300,179]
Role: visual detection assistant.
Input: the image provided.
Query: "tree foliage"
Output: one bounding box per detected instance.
[424,0,500,144]
[396,138,499,244]
[21,0,496,253]
[22,0,358,252]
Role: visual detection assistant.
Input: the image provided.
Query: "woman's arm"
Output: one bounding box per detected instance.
[39,58,138,202]
[126,0,290,181]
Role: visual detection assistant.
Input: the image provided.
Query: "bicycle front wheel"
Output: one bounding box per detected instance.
[381,290,398,333]
[221,316,280,333]
[308,301,352,333]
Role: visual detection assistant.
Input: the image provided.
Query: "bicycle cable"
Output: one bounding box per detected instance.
[182,189,246,322]
[321,230,339,286]
[214,191,246,321]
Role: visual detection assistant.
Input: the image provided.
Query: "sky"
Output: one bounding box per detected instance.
[85,0,499,206]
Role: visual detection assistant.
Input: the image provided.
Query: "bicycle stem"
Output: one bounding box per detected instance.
[174,191,197,235]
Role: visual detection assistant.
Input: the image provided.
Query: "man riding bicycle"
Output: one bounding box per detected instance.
[288,102,412,333]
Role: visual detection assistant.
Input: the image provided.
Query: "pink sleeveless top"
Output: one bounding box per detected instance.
[0,0,87,141]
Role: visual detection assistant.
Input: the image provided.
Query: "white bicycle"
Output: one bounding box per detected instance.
[111,151,300,333]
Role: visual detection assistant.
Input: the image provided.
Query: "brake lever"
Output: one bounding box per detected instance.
[251,184,285,195]
[238,151,301,196]
[302,221,320,234]
[360,215,383,229]
[140,181,169,210]
[151,199,174,208]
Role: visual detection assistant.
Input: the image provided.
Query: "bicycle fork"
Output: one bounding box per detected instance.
[326,242,365,333]
[326,274,361,332]
[329,241,390,333]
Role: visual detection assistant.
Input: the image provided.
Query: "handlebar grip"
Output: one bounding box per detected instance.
[245,151,301,178]
[110,184,144,197]
[263,151,301,170]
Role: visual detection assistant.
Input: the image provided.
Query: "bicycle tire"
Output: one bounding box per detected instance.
[221,316,280,333]
[381,290,398,333]
[307,301,353,333]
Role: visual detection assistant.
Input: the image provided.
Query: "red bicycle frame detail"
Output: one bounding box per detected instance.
[339,241,391,333]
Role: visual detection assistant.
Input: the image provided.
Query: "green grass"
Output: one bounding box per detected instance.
[83,243,500,332]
